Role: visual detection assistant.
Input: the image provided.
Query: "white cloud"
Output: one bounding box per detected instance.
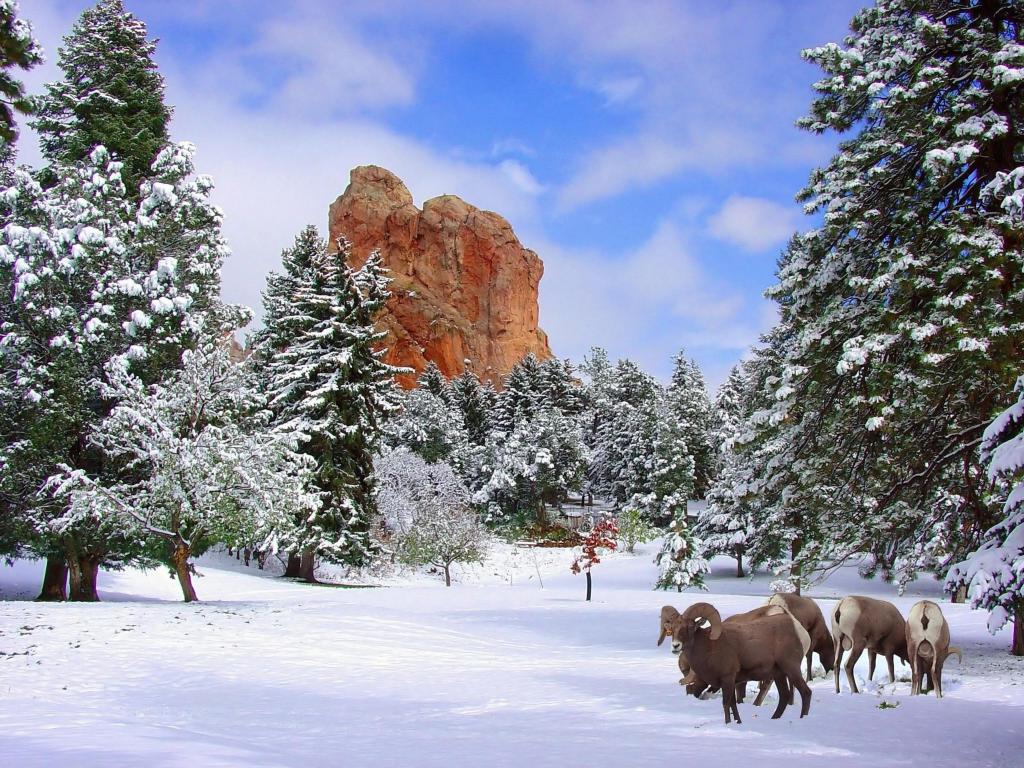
[556,135,691,211]
[595,75,644,105]
[707,195,801,252]
[498,159,544,196]
[534,214,766,386]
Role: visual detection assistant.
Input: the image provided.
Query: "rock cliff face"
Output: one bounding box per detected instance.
[328,165,551,388]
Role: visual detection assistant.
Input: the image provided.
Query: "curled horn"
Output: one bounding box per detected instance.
[946,646,964,664]
[685,602,723,640]
[658,605,680,646]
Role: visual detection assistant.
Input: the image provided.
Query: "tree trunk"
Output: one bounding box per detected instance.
[790,535,803,596]
[284,552,302,578]
[70,555,100,602]
[298,548,317,583]
[171,543,198,603]
[36,555,68,602]
[585,570,592,602]
[735,551,745,578]
[951,585,968,604]
[1014,604,1024,657]
[444,563,452,587]
[67,555,82,600]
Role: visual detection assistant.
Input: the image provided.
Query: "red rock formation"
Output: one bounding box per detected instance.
[328,165,551,388]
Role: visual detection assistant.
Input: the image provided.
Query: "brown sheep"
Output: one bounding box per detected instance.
[767,592,836,680]
[832,595,909,694]
[906,600,963,698]
[670,601,812,724]
[659,604,794,702]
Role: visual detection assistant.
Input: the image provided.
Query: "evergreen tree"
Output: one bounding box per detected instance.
[33,0,171,192]
[494,353,545,432]
[476,406,587,527]
[947,373,1024,656]
[417,361,450,403]
[654,508,708,593]
[752,0,1023,587]
[386,387,468,467]
[590,359,659,504]
[256,232,402,580]
[698,364,756,577]
[0,142,231,600]
[449,369,492,445]
[666,351,714,498]
[0,0,42,143]
[51,334,313,603]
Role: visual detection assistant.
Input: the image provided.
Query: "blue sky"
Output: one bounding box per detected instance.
[18,0,867,391]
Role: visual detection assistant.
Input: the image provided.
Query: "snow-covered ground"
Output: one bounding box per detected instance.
[1,543,1022,768]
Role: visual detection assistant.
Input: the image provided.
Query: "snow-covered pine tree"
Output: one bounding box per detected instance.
[539,356,586,417]
[0,142,232,600]
[654,507,709,593]
[32,0,171,193]
[51,334,313,602]
[386,387,468,467]
[947,374,1024,655]
[590,358,659,504]
[494,352,545,433]
[449,368,492,445]
[257,232,402,581]
[0,0,42,143]
[475,405,587,527]
[666,351,714,499]
[730,323,834,593]
[698,364,756,577]
[417,361,450,403]
[752,0,1024,588]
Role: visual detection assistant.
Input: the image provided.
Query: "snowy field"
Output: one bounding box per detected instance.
[1,543,1022,768]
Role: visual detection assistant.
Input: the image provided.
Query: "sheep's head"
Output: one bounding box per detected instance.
[673,602,723,649]
[658,605,680,646]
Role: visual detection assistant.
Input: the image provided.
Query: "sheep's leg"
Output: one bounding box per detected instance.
[735,681,747,704]
[910,653,920,695]
[886,652,896,684]
[770,671,789,719]
[790,667,813,718]
[845,641,865,694]
[769,671,790,719]
[722,675,740,725]
[932,658,943,699]
[833,640,845,694]
[805,651,813,681]
[752,678,774,707]
[867,649,877,680]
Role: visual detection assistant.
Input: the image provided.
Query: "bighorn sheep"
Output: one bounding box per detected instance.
[766,592,835,680]
[906,600,963,698]
[670,602,812,724]
[659,604,805,703]
[832,596,909,694]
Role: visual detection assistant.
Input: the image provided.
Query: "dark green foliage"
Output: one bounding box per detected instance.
[0,0,41,143]
[33,0,171,193]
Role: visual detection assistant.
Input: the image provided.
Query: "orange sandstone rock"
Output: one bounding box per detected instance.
[328,165,551,388]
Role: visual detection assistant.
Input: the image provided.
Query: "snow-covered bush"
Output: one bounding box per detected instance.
[375,448,489,586]
[616,506,657,553]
